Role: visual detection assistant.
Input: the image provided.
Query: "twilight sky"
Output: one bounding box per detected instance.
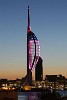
[0,0,67,80]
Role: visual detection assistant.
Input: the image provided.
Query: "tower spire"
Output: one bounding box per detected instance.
[28,6,31,32]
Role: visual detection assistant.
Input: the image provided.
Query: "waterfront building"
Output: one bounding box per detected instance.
[45,74,66,90]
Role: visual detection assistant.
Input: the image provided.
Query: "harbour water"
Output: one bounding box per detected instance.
[18,92,40,100]
[18,91,67,100]
[57,90,67,97]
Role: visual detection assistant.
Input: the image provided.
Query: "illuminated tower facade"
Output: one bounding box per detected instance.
[27,6,40,85]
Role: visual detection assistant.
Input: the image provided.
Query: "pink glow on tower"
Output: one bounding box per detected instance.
[29,40,40,71]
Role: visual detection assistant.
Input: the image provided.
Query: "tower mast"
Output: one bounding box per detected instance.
[28,6,31,32]
[27,6,32,85]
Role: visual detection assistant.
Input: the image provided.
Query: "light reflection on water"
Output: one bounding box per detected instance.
[18,92,40,100]
[57,90,67,97]
[18,91,67,100]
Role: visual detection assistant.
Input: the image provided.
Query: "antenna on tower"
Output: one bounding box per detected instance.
[28,0,30,8]
[28,1,31,32]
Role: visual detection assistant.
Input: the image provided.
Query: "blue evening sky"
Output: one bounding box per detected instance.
[0,0,67,79]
